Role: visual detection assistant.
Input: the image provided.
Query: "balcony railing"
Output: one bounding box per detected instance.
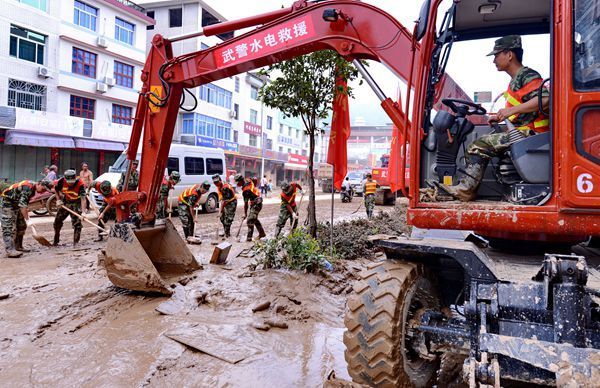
[112,0,145,13]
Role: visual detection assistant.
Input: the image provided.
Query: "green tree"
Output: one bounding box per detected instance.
[259,50,359,237]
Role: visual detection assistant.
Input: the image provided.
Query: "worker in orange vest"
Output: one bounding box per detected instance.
[438,35,549,201]
[53,169,87,246]
[177,181,211,239]
[363,173,379,219]
[92,180,119,242]
[212,174,237,239]
[234,174,266,242]
[274,181,303,237]
[1,179,53,257]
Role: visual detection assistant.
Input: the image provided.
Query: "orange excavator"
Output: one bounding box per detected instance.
[101,1,600,386]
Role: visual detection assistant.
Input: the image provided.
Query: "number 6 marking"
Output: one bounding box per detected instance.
[577,173,594,193]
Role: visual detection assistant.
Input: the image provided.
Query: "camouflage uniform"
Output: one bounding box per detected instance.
[53,177,86,245]
[157,178,174,220]
[117,169,139,192]
[93,181,118,241]
[217,183,237,238]
[177,185,204,238]
[240,178,265,241]
[1,181,35,256]
[275,182,302,237]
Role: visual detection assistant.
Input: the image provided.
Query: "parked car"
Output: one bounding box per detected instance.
[91,144,227,214]
[346,170,367,196]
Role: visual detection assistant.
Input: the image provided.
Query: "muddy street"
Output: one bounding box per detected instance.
[0,196,397,387]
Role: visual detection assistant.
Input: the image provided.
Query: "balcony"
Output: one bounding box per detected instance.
[111,0,145,13]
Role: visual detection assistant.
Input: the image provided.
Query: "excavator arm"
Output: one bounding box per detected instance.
[104,0,471,295]
[119,0,469,223]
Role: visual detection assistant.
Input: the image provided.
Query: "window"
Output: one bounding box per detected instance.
[267,138,273,150]
[70,95,95,119]
[250,109,258,124]
[114,61,134,88]
[10,25,45,65]
[249,134,258,147]
[279,124,284,134]
[301,149,307,156]
[233,130,238,143]
[199,83,232,108]
[184,157,204,175]
[72,47,96,78]
[206,158,224,175]
[8,79,46,111]
[296,129,300,138]
[250,85,259,100]
[146,11,155,30]
[233,103,239,119]
[574,0,600,91]
[288,148,292,154]
[167,157,179,174]
[16,0,47,11]
[182,113,231,140]
[315,153,319,162]
[169,8,182,28]
[74,1,98,31]
[279,146,283,152]
[112,104,132,124]
[115,18,134,45]
[266,116,273,130]
[288,127,292,136]
[235,77,240,92]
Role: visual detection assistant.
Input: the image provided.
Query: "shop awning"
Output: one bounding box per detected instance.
[74,138,126,151]
[4,131,75,148]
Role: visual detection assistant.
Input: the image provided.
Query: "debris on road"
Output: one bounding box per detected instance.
[0,293,10,300]
[252,322,270,331]
[251,300,271,312]
[210,241,231,264]
[264,319,288,329]
[155,284,186,315]
[165,325,261,363]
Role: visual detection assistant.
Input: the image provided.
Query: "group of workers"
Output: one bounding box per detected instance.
[0,161,306,257]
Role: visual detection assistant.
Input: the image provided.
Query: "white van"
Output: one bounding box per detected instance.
[91,143,227,213]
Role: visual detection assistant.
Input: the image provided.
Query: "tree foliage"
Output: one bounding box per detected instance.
[259,50,360,237]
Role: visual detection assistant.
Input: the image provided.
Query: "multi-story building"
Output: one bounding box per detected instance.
[0,0,153,182]
[138,0,323,186]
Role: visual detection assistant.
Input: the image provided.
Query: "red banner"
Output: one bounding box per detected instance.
[244,121,262,136]
[326,74,351,191]
[214,15,316,68]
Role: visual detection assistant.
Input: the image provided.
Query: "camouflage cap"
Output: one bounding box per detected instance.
[201,180,211,190]
[170,171,181,182]
[100,180,112,194]
[234,173,244,183]
[211,174,222,183]
[487,35,522,56]
[39,179,54,190]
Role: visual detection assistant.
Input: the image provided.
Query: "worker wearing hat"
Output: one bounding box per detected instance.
[1,179,53,257]
[156,171,180,220]
[53,169,86,246]
[234,174,266,242]
[91,180,119,242]
[177,181,211,239]
[437,35,549,202]
[117,159,139,192]
[363,173,379,219]
[274,180,303,237]
[212,174,237,239]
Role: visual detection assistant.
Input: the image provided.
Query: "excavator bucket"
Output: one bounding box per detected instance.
[101,219,201,295]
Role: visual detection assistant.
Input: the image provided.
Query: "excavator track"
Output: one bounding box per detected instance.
[343,260,440,387]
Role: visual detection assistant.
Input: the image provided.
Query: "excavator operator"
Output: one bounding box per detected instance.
[438,35,550,202]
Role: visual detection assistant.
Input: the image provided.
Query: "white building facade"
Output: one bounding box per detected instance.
[139,0,323,185]
[0,0,152,182]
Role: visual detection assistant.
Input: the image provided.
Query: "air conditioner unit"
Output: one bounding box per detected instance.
[103,76,115,87]
[96,82,108,93]
[229,110,237,119]
[97,36,109,48]
[37,66,51,78]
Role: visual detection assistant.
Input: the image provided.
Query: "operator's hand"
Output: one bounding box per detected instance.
[489,107,517,124]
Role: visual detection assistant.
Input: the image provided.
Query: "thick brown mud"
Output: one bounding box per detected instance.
[0,199,388,387]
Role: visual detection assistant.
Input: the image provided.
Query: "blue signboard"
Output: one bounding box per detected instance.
[196,135,238,152]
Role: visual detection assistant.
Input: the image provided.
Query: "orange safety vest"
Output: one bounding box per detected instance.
[243,179,260,197]
[504,78,549,133]
[178,184,201,207]
[218,183,236,205]
[281,185,298,207]
[364,180,378,195]
[57,179,84,202]
[1,180,34,197]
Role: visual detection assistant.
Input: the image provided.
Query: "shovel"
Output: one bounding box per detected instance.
[30,225,52,247]
[60,205,108,234]
[235,216,246,238]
